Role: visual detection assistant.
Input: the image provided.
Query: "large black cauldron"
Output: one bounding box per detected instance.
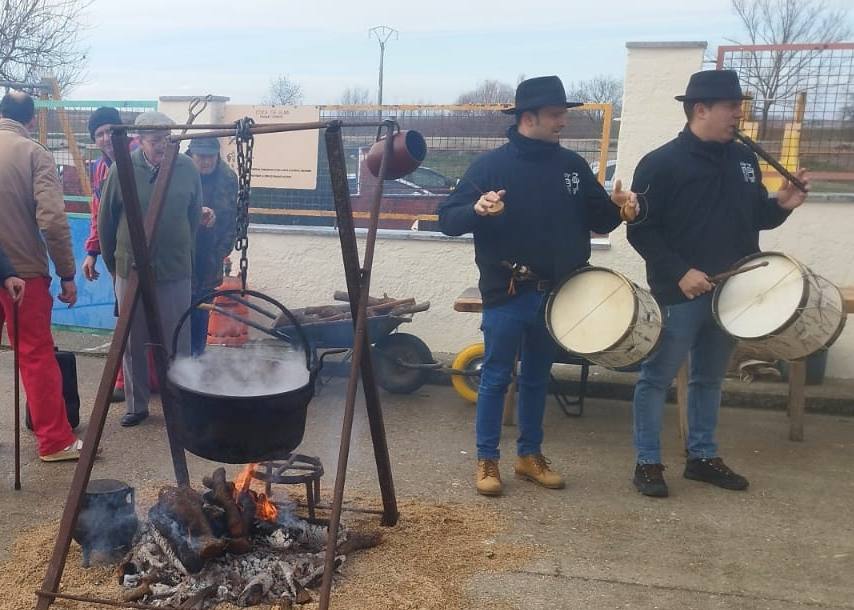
[168,289,317,464]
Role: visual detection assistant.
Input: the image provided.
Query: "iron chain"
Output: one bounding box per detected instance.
[234,117,255,293]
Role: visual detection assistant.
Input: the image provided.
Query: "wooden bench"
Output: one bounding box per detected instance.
[676,285,854,443]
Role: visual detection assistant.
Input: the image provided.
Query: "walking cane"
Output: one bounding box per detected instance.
[13,301,21,490]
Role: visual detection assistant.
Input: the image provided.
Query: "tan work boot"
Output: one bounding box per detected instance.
[514,454,565,489]
[476,459,503,496]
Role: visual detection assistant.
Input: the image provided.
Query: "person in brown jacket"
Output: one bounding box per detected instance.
[0,91,82,461]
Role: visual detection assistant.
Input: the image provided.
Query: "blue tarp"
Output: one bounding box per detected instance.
[49,213,116,331]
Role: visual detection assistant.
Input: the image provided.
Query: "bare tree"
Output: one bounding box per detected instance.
[265,75,304,105]
[0,0,91,94]
[566,75,624,125]
[729,0,851,136]
[339,86,371,105]
[456,79,515,105]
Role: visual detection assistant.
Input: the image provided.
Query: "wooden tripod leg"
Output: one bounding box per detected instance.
[319,122,399,610]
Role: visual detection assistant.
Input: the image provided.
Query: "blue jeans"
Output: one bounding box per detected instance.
[190,291,211,356]
[632,293,736,464]
[476,290,557,460]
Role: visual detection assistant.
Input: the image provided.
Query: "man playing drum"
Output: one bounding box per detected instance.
[440,75,637,497]
[626,70,809,497]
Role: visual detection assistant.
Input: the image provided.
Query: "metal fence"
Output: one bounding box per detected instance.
[717,42,854,193]
[31,99,158,212]
[249,103,615,230]
[31,101,614,229]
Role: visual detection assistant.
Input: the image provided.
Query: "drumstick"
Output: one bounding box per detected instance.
[709,261,769,284]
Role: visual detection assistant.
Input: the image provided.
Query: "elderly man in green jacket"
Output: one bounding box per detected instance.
[99,111,203,427]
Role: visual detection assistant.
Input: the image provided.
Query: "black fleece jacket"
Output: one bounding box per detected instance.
[627,127,791,305]
[439,126,622,307]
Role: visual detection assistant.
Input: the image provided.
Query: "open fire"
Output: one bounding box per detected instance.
[112,465,381,608]
[235,463,278,523]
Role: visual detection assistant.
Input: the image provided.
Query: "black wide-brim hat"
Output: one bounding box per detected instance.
[501,75,583,114]
[675,69,753,102]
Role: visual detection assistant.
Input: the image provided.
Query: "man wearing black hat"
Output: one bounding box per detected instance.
[626,70,809,498]
[186,137,238,355]
[440,75,636,497]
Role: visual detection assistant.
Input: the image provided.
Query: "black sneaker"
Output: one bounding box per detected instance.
[633,463,669,497]
[684,457,749,491]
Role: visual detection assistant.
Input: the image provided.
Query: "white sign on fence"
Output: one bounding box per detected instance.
[222,105,320,190]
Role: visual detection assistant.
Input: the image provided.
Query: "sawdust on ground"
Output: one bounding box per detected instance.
[0,494,535,610]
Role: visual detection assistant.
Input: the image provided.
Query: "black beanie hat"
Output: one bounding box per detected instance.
[88,106,122,141]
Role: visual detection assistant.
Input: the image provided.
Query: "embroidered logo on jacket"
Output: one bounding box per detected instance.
[740,161,756,184]
[564,172,580,195]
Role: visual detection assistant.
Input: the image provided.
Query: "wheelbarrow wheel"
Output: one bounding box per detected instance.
[373,333,433,394]
[451,342,484,404]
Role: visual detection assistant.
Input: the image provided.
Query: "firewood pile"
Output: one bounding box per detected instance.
[117,467,381,608]
[283,292,431,326]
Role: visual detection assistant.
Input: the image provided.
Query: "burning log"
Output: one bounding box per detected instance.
[202,467,253,554]
[149,507,211,574]
[157,487,226,560]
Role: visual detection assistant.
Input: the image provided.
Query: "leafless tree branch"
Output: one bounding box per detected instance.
[456,79,515,105]
[265,74,304,105]
[0,0,91,95]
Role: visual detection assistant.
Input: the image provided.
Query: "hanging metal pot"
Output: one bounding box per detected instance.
[168,289,317,464]
[365,127,427,180]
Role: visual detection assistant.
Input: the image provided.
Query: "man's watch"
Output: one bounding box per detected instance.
[60,275,75,282]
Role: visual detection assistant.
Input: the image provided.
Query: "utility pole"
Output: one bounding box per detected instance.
[369,26,398,107]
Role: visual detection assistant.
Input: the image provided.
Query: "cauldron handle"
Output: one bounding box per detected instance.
[171,289,313,372]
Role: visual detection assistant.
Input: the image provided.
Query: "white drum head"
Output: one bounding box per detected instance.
[549,269,635,354]
[716,254,804,339]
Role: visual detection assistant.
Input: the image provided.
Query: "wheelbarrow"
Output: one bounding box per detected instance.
[282,312,436,394]
[201,292,437,394]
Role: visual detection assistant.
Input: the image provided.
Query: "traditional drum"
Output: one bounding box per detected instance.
[545,267,662,370]
[712,252,846,361]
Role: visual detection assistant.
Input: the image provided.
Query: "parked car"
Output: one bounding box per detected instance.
[401,166,457,194]
[349,165,456,197]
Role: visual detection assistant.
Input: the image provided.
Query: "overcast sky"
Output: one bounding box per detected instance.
[69,0,848,104]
